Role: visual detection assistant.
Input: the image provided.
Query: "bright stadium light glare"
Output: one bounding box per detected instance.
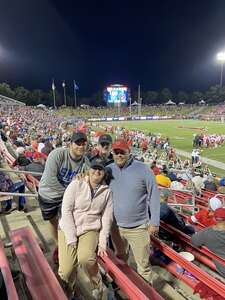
[217,51,225,87]
[217,52,225,62]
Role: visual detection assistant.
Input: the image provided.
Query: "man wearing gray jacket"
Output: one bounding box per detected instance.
[38,132,90,246]
[109,139,160,283]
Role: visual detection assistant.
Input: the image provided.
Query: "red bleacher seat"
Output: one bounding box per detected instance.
[0,239,19,300]
[10,227,67,300]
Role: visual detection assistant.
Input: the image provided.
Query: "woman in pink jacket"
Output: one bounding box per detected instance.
[58,160,113,299]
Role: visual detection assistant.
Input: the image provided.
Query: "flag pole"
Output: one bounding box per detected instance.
[62,81,67,106]
[52,79,56,109]
[129,97,132,117]
[74,80,77,108]
[138,84,142,116]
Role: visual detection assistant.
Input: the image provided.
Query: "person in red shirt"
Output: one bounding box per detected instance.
[141,139,148,152]
[188,196,222,227]
[150,161,160,176]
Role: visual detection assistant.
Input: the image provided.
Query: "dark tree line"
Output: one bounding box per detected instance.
[0,82,225,107]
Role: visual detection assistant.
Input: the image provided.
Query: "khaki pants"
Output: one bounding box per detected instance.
[58,230,101,291]
[111,223,152,282]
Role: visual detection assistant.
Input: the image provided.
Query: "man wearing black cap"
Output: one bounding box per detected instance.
[38,131,90,260]
[90,134,114,167]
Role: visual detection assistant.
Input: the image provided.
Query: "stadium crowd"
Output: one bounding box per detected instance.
[0,105,225,299]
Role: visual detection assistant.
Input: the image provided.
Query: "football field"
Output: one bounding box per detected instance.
[102,119,225,164]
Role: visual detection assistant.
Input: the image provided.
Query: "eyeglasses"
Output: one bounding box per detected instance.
[74,140,87,146]
[113,149,126,155]
[100,142,110,147]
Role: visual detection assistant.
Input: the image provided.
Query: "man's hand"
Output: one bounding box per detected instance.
[97,246,108,257]
[148,225,159,236]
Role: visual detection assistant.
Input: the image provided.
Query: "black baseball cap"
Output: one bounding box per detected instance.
[71,132,87,143]
[98,134,112,144]
[90,159,105,170]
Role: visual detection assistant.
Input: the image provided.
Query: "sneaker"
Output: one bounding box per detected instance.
[18,204,28,212]
[52,247,59,264]
[4,203,17,214]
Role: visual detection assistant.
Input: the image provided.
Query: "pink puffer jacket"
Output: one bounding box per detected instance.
[59,177,113,249]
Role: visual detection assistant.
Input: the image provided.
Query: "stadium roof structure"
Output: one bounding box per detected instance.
[131,101,140,106]
[0,94,25,106]
[198,99,206,105]
[165,99,176,105]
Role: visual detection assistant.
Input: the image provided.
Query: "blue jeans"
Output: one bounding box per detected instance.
[6,182,26,208]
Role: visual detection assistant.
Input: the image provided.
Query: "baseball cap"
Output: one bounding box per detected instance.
[98,134,112,144]
[71,132,87,143]
[90,159,105,171]
[112,139,130,152]
[33,152,46,160]
[209,197,222,211]
[214,208,225,221]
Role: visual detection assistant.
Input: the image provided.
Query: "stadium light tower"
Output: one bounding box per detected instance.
[217,52,225,87]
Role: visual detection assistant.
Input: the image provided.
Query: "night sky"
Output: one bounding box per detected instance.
[0,0,225,96]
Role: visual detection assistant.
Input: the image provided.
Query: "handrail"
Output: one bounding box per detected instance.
[0,167,42,176]
[0,192,38,198]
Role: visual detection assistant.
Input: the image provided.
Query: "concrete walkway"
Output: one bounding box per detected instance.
[175,148,225,171]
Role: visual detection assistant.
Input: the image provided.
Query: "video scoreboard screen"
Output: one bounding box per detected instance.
[105,85,128,104]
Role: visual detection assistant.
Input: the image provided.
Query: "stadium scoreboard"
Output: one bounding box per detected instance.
[104,84,129,104]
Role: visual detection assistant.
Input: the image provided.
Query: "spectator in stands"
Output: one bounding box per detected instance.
[168,170,177,182]
[188,196,222,227]
[204,175,218,192]
[22,152,45,180]
[0,156,27,212]
[109,139,160,283]
[191,207,225,278]
[13,147,31,167]
[219,177,225,187]
[191,149,200,165]
[89,134,113,166]
[156,169,171,188]
[38,132,90,262]
[150,161,160,175]
[159,189,195,235]
[191,172,204,195]
[58,160,113,299]
[170,177,184,190]
[41,138,54,156]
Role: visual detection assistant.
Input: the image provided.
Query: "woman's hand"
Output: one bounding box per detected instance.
[97,246,108,257]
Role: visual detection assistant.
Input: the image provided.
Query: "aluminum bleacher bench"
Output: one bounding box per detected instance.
[0,239,19,300]
[10,227,67,300]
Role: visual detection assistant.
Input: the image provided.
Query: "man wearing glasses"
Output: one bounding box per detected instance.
[109,139,160,283]
[38,132,90,261]
[90,134,114,166]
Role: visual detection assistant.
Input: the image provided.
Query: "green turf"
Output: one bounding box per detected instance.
[100,120,225,163]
